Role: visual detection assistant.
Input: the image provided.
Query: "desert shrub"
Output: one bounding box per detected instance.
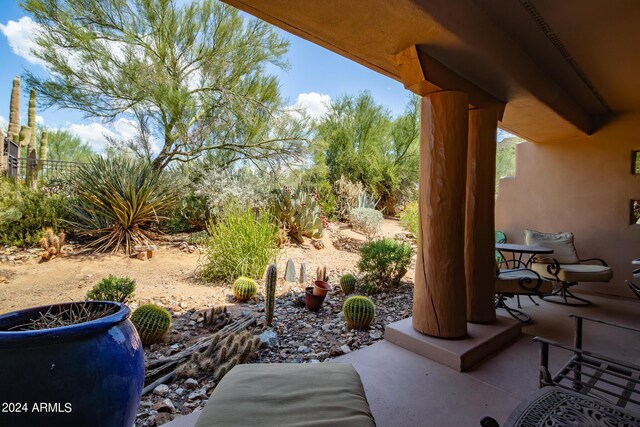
[188,230,209,246]
[195,166,277,217]
[332,176,363,221]
[358,238,412,293]
[0,179,71,247]
[399,202,418,237]
[162,192,209,233]
[349,208,384,241]
[86,275,136,303]
[201,206,279,281]
[70,156,178,253]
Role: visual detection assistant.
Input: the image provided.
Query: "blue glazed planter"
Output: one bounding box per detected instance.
[0,301,144,427]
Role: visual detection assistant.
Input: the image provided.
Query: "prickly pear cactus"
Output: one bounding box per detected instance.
[265,265,277,326]
[343,296,375,330]
[274,187,326,243]
[232,277,258,302]
[340,274,357,294]
[130,304,172,345]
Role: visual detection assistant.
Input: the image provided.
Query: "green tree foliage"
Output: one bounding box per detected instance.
[495,136,522,192]
[44,129,94,162]
[22,0,308,171]
[313,92,419,215]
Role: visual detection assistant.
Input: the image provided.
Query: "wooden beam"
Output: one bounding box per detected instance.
[396,45,505,120]
[465,107,498,323]
[413,91,469,338]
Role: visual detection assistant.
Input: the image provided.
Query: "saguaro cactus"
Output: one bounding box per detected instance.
[265,264,277,326]
[37,131,48,172]
[8,77,20,138]
[25,90,38,187]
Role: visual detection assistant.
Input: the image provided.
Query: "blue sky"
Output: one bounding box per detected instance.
[0,1,512,151]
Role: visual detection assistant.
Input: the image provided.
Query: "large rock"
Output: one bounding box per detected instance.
[259,330,279,348]
[153,384,170,396]
[284,259,296,282]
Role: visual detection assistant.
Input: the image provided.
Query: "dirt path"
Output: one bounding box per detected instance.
[0,219,413,314]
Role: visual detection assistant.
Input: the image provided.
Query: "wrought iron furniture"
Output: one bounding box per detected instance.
[495,230,507,265]
[525,229,613,306]
[495,266,552,324]
[482,386,640,427]
[625,258,640,299]
[534,315,640,413]
[481,315,640,426]
[496,243,553,309]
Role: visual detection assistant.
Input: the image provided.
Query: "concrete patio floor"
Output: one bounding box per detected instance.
[164,292,640,427]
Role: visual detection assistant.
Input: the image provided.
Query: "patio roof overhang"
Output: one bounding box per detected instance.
[222,0,639,143]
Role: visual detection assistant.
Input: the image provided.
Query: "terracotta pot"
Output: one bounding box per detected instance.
[313,280,331,297]
[304,287,325,312]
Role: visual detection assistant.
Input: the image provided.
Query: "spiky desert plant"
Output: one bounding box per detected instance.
[339,274,357,294]
[265,264,277,325]
[130,304,172,346]
[70,156,177,254]
[232,277,258,301]
[316,266,328,282]
[8,76,20,138]
[343,296,375,330]
[39,228,65,260]
[176,330,260,382]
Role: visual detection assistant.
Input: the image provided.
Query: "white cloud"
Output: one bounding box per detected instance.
[36,115,44,124]
[0,17,45,67]
[65,122,117,151]
[290,92,331,120]
[61,118,161,154]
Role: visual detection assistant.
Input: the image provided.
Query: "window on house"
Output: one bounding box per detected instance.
[633,151,640,174]
[632,200,640,225]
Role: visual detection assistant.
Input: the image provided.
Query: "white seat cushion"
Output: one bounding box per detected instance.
[531,262,612,283]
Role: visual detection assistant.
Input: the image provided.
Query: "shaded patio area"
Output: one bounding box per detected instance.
[166,292,639,427]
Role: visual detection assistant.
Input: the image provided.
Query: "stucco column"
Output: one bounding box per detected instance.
[465,108,498,323]
[413,91,469,338]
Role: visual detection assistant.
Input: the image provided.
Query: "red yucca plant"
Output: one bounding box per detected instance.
[69,156,177,254]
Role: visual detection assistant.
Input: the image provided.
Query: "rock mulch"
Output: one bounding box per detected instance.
[136,276,413,426]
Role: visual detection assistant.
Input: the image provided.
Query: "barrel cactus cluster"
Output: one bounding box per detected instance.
[130,304,172,345]
[342,296,375,330]
[232,277,258,301]
[339,274,357,294]
[264,264,277,325]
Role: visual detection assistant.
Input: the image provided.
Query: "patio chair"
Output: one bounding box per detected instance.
[525,229,612,306]
[495,262,552,324]
[495,230,507,266]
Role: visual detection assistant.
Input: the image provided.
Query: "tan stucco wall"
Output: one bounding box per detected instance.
[496,112,640,298]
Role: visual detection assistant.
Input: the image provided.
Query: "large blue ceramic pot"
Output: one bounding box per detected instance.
[0,301,144,427]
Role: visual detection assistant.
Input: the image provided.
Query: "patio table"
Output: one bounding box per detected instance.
[495,243,553,269]
[502,386,640,427]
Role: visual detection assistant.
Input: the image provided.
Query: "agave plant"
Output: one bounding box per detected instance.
[70,156,178,254]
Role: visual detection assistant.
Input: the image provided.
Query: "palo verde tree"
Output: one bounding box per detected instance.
[22,0,308,171]
[314,92,420,215]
